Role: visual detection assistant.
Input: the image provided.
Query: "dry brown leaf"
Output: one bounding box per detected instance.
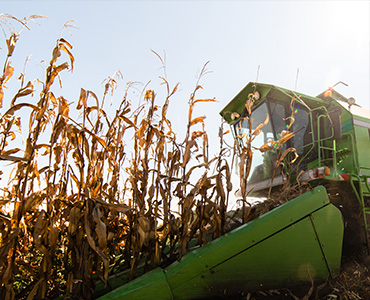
[10,81,33,106]
[48,226,58,250]
[182,140,197,167]
[84,207,109,283]
[45,62,69,90]
[58,37,73,49]
[6,33,18,57]
[279,147,298,164]
[190,116,205,127]
[245,98,254,116]
[58,96,69,117]
[137,216,150,247]
[26,278,43,300]
[2,102,39,117]
[59,42,74,71]
[1,148,21,156]
[193,98,216,105]
[33,211,49,257]
[0,86,3,108]
[77,88,87,109]
[118,115,136,129]
[93,205,107,248]
[83,127,108,149]
[92,196,130,213]
[277,131,295,146]
[252,113,269,137]
[3,61,14,85]
[231,112,240,120]
[50,45,61,65]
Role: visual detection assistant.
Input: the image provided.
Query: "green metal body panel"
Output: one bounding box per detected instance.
[97,186,343,300]
[98,268,173,300]
[353,119,370,176]
[337,111,370,176]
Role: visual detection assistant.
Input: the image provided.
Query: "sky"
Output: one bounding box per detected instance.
[1,1,369,197]
[2,1,369,121]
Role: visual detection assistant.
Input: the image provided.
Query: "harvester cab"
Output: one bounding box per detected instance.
[220,82,370,195]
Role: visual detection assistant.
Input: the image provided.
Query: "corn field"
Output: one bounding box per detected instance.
[0,15,299,300]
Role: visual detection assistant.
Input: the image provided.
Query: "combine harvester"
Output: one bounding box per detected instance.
[97,82,370,299]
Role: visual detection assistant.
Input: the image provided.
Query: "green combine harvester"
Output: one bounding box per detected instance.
[97,82,370,299]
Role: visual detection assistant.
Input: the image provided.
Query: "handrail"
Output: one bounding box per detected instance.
[316,111,337,176]
[350,173,370,252]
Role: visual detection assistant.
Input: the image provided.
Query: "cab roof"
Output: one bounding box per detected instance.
[219,82,369,124]
[219,82,321,124]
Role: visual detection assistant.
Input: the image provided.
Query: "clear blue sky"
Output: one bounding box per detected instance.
[1,0,370,152]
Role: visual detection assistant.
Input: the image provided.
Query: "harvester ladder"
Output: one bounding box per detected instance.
[317,140,338,175]
[316,113,338,177]
[350,174,370,251]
